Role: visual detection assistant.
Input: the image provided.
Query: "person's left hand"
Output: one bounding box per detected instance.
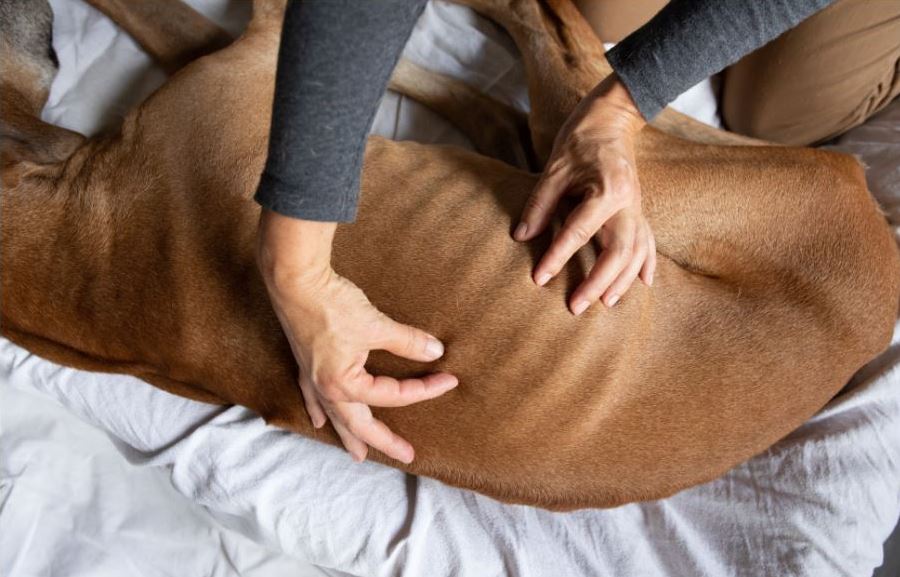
[513,73,656,315]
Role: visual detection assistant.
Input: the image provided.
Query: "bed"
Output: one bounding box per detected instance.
[2,1,899,575]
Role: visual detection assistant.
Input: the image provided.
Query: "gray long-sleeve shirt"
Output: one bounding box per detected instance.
[254,0,834,223]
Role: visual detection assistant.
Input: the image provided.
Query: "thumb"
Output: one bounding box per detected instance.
[515,163,567,242]
[376,317,445,362]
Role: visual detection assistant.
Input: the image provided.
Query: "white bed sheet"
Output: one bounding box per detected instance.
[2,0,899,576]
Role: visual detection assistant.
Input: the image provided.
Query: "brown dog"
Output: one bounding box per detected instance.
[2,0,898,510]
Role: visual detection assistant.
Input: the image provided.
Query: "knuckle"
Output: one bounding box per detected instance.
[406,326,425,354]
[346,417,372,441]
[318,383,342,402]
[604,175,637,205]
[611,243,631,261]
[606,184,631,209]
[374,317,398,346]
[582,182,603,199]
[525,194,549,214]
[568,129,604,157]
[581,283,602,302]
[621,268,640,285]
[632,238,647,260]
[606,276,626,294]
[345,422,363,440]
[608,156,635,180]
[315,374,348,401]
[406,378,427,398]
[545,157,568,177]
[566,224,593,245]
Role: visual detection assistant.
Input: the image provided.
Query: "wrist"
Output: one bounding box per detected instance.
[587,73,646,134]
[256,209,337,295]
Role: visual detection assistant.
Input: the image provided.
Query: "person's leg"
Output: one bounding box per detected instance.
[721,0,900,146]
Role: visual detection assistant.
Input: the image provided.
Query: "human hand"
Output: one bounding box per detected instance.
[514,73,656,314]
[257,210,458,464]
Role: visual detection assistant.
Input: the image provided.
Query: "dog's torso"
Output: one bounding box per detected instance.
[2,0,898,509]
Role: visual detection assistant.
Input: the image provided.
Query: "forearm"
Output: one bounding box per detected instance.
[255,0,427,223]
[607,0,835,120]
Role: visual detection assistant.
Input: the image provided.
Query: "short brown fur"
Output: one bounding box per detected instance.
[2,0,897,509]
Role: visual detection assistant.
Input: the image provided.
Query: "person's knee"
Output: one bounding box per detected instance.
[721,0,900,146]
[723,55,900,146]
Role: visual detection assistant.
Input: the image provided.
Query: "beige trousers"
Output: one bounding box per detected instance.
[574,0,900,145]
[721,0,900,145]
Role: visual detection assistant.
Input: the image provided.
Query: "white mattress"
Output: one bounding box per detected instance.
[2,1,899,576]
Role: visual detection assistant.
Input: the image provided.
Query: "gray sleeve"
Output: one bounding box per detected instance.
[254,0,427,223]
[606,0,835,120]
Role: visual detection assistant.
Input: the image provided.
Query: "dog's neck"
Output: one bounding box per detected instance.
[1,63,93,340]
[1,144,122,359]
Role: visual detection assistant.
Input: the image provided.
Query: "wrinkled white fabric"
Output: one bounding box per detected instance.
[3,0,899,576]
[5,322,900,577]
[0,380,330,577]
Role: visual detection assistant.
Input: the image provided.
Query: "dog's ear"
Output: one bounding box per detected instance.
[1,86,84,170]
[0,0,83,171]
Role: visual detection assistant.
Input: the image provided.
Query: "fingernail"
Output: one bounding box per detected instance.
[648,272,654,287]
[607,294,620,307]
[536,272,552,286]
[514,222,528,241]
[425,337,444,360]
[352,452,365,463]
[572,300,589,315]
[399,448,414,465]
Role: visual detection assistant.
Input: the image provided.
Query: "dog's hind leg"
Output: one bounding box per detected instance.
[451,0,762,160]
[83,0,233,74]
[388,59,536,169]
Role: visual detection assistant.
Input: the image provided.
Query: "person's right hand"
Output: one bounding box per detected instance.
[257,210,458,464]
[514,73,655,315]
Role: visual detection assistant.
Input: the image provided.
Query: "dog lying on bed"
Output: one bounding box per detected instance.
[2,0,898,510]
